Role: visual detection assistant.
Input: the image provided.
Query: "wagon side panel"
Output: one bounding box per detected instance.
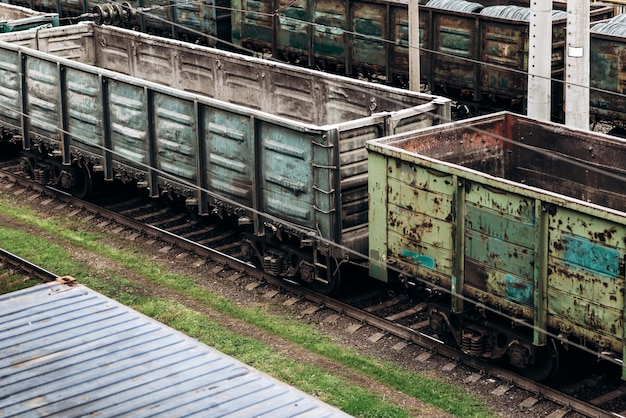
[276,0,310,61]
[231,0,274,51]
[0,47,22,134]
[368,148,456,286]
[429,8,479,95]
[171,0,218,45]
[257,122,320,231]
[64,67,104,159]
[313,0,347,65]
[351,1,387,76]
[547,206,626,353]
[153,92,198,187]
[107,80,149,173]
[203,106,254,208]
[24,55,60,144]
[8,23,95,63]
[479,18,528,100]
[464,184,537,310]
[590,32,626,124]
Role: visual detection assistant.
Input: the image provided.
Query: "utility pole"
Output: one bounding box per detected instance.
[565,0,590,130]
[408,0,420,92]
[527,1,552,121]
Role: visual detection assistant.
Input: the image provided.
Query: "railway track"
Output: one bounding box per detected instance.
[0,164,623,418]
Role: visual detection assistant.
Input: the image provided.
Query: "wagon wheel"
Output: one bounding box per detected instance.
[68,163,93,199]
[310,263,342,295]
[522,338,560,381]
[20,156,35,180]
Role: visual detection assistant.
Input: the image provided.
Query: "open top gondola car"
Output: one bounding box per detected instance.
[0,23,450,293]
[367,111,626,380]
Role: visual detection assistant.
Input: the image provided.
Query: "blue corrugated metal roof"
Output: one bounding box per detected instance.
[425,0,484,13]
[591,14,626,36]
[0,281,352,417]
[480,5,567,21]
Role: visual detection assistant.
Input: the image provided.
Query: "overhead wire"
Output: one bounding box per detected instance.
[3,0,626,368]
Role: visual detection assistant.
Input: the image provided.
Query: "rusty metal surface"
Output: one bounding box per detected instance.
[367,111,626,373]
[0,282,352,417]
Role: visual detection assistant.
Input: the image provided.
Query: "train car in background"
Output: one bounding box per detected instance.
[231,0,613,118]
[367,111,626,381]
[0,23,450,294]
[596,0,626,14]
[0,2,57,32]
[0,0,231,44]
[590,14,626,127]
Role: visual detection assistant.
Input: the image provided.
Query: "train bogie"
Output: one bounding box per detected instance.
[0,23,450,292]
[367,112,626,379]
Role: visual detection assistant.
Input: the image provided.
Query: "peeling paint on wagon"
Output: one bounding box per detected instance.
[505,274,533,305]
[560,235,621,278]
[401,249,436,269]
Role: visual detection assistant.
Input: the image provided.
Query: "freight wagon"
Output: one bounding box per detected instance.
[367,111,626,380]
[0,2,57,32]
[0,23,450,293]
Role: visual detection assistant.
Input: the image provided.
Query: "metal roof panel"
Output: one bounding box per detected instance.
[0,282,352,417]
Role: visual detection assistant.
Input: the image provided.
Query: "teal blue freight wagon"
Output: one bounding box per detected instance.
[367,111,626,380]
[0,23,450,293]
[0,2,57,32]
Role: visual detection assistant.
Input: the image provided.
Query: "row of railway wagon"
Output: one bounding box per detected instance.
[4,0,626,125]
[0,279,351,416]
[2,1,626,387]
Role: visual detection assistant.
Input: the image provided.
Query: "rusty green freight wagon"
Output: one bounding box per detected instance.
[0,2,57,32]
[0,23,450,293]
[367,111,626,380]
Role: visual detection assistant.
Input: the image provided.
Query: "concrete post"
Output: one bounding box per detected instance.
[408,0,420,92]
[565,0,590,130]
[527,1,552,121]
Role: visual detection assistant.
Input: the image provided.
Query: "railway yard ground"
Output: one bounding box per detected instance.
[0,186,587,418]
